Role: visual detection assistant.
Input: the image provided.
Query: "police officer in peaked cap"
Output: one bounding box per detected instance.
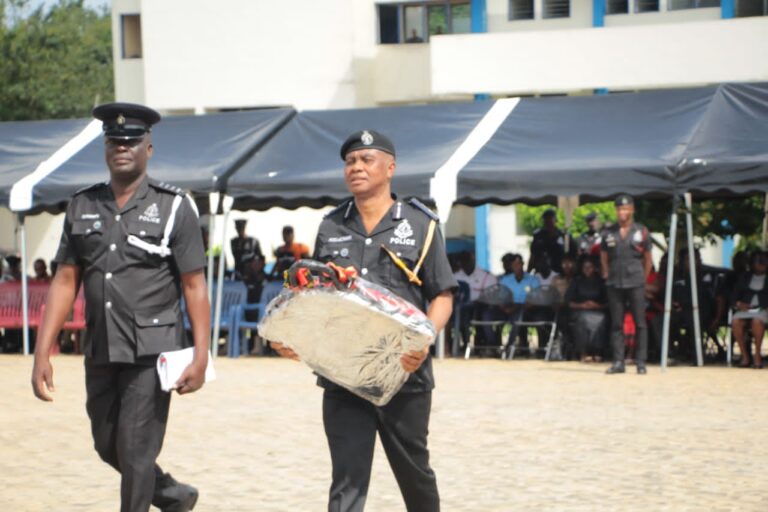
[600,193,653,375]
[273,129,457,512]
[32,102,210,512]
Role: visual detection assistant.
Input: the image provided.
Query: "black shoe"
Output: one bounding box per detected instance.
[153,472,198,512]
[637,365,647,375]
[605,363,625,374]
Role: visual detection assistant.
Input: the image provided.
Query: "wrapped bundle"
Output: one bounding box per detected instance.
[259,260,435,406]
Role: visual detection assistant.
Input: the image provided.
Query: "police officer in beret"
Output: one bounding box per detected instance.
[577,212,601,257]
[600,194,652,375]
[31,102,210,511]
[273,129,456,512]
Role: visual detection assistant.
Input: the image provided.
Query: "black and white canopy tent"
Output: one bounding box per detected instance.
[5,83,768,363]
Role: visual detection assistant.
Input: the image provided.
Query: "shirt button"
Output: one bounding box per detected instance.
[361,268,368,276]
[152,318,159,324]
[115,214,121,221]
[85,228,92,234]
[139,230,146,236]
[109,243,116,251]
[105,301,112,309]
[365,238,372,246]
[105,272,113,280]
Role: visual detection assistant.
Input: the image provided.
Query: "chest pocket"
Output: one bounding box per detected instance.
[71,219,105,260]
[383,244,421,289]
[126,221,167,262]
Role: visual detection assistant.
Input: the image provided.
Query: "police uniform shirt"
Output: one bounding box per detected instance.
[231,237,262,266]
[577,231,601,255]
[54,176,206,363]
[600,222,650,289]
[313,197,457,393]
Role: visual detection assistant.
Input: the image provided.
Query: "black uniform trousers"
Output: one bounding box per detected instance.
[85,359,171,512]
[607,286,648,364]
[323,387,439,512]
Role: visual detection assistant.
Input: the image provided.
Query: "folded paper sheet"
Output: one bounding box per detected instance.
[157,347,217,392]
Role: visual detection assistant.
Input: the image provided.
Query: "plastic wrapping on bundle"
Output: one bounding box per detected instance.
[259,261,435,406]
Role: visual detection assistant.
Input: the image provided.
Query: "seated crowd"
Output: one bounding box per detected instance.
[449,208,768,367]
[2,212,766,366]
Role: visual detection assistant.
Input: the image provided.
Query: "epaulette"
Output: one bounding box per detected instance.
[73,182,107,196]
[407,198,439,221]
[150,179,185,196]
[324,199,353,219]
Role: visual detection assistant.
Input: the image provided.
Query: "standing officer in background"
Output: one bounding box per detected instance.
[577,212,602,257]
[601,194,652,375]
[31,103,210,512]
[231,219,261,278]
[273,130,456,512]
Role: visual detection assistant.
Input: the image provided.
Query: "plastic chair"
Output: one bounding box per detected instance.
[508,286,560,361]
[181,280,247,355]
[230,280,285,357]
[465,285,515,359]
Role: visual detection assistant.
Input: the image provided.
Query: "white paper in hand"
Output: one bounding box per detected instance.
[156,347,216,392]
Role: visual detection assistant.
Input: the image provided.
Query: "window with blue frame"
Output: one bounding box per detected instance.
[736,0,768,15]
[509,0,535,20]
[668,0,720,9]
[377,1,472,44]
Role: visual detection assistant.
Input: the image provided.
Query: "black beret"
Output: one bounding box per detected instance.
[340,130,395,160]
[234,219,247,227]
[614,194,634,206]
[5,255,21,265]
[92,102,161,140]
[585,212,597,222]
[541,208,556,218]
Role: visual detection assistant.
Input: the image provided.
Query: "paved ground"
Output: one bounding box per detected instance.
[1,354,766,511]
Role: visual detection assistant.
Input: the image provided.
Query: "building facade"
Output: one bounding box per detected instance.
[109,0,767,271]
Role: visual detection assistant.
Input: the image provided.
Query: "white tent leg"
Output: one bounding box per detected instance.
[684,193,703,367]
[661,197,680,372]
[206,192,220,305]
[211,195,234,359]
[435,221,448,360]
[19,214,30,356]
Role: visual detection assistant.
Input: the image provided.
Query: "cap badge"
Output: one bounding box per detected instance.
[361,130,374,145]
[117,114,126,126]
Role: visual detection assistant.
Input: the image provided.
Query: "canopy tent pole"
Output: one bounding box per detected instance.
[661,196,680,371]
[684,193,704,366]
[206,192,220,306]
[18,214,30,356]
[211,195,234,358]
[557,195,580,254]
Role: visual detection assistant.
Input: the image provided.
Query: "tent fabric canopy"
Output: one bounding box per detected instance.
[225,101,495,210]
[12,108,295,213]
[457,83,768,205]
[0,118,94,208]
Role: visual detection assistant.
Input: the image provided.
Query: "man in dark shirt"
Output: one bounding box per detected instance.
[31,103,209,512]
[273,129,455,512]
[601,194,652,374]
[529,208,575,274]
[230,219,261,278]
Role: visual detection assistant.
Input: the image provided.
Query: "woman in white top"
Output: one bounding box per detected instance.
[731,251,768,368]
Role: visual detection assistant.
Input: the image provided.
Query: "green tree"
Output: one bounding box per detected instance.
[0,0,113,121]
[516,201,617,237]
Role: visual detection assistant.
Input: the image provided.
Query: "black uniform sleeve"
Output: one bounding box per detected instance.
[312,225,325,260]
[170,196,206,274]
[53,201,79,266]
[419,225,458,301]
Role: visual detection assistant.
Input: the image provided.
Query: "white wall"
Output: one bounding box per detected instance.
[117,0,384,111]
[431,17,768,96]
